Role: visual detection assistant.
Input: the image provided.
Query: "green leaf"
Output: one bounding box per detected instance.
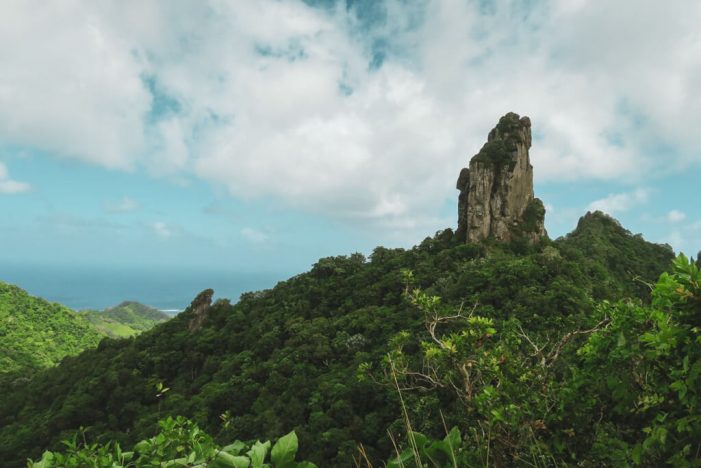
[443,427,461,450]
[30,451,55,468]
[490,409,505,422]
[213,451,250,468]
[271,431,298,465]
[409,431,429,452]
[163,457,188,467]
[134,440,150,453]
[631,443,642,464]
[657,427,667,445]
[424,440,451,465]
[616,332,626,347]
[688,359,701,383]
[670,380,688,400]
[387,448,414,468]
[222,441,247,456]
[247,440,271,468]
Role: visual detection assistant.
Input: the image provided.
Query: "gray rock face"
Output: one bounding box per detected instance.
[456,112,546,243]
[188,288,214,332]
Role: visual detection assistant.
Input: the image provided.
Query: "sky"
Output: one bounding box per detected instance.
[1,0,700,281]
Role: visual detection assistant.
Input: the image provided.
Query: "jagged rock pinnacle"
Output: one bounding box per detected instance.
[456,112,547,243]
[188,288,214,331]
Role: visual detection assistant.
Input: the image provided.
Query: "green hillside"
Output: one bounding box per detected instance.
[0,282,102,376]
[80,301,170,338]
[0,213,683,466]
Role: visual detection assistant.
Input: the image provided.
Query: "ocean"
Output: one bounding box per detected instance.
[0,265,291,312]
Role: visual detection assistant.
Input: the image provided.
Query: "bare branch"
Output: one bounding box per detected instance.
[546,317,610,366]
[516,323,547,368]
[425,302,479,351]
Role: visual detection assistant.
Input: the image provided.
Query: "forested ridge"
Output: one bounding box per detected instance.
[4,211,701,466]
[0,283,170,376]
[0,282,102,376]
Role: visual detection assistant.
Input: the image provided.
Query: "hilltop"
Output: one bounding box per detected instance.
[80,301,170,338]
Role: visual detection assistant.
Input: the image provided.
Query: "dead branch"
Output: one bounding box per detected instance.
[546,317,610,366]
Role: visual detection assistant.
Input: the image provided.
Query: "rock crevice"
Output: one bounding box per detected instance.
[456,112,546,243]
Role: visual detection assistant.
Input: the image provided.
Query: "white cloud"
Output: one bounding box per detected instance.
[241,227,269,244]
[1,1,700,236]
[0,179,31,194]
[152,221,173,239]
[667,209,687,223]
[0,1,151,169]
[104,196,139,213]
[0,162,30,194]
[587,188,649,215]
[658,219,701,256]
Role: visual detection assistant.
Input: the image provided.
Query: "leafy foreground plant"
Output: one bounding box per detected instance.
[29,416,316,468]
[572,253,701,465]
[387,427,465,468]
[381,255,701,467]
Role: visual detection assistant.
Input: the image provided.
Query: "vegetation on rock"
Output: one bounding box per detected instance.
[520,198,546,232]
[471,139,516,169]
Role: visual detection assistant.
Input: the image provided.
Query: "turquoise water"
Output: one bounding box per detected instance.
[0,265,291,311]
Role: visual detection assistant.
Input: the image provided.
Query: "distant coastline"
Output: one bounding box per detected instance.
[159,309,183,316]
[0,265,290,312]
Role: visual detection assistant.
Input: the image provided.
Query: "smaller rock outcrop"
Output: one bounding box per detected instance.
[456,112,546,243]
[187,288,214,331]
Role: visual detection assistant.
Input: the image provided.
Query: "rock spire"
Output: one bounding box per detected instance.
[187,288,214,332]
[456,112,546,243]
